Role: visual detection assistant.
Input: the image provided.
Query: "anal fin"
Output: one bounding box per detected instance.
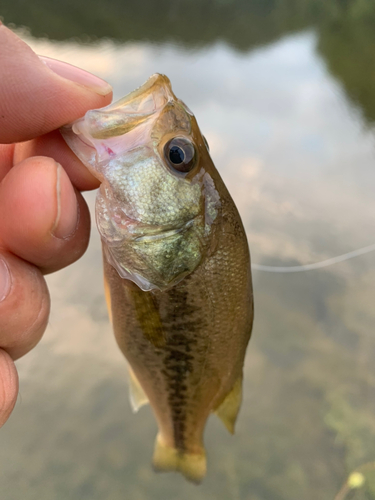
[214,375,243,434]
[128,367,149,413]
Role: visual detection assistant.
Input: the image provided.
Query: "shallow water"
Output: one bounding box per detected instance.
[1,3,375,499]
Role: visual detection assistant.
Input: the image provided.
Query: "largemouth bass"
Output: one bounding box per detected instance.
[61,74,253,483]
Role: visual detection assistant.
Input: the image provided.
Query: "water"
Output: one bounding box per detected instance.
[1,2,375,499]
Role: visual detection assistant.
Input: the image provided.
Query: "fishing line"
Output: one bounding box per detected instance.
[251,242,375,273]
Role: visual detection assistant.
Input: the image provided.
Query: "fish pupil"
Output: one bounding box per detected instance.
[169,146,185,165]
[164,136,197,173]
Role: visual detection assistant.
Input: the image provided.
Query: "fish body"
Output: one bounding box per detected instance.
[62,74,253,482]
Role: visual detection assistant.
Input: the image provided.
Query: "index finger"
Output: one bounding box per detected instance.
[0,24,113,144]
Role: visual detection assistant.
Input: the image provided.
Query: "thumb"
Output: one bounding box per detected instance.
[0,24,113,144]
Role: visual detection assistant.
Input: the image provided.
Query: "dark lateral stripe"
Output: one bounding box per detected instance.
[162,285,205,451]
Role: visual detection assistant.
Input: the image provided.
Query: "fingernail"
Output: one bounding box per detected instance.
[39,55,112,96]
[52,163,79,239]
[0,258,11,303]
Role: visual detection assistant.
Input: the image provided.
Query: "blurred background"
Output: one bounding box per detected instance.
[1,1,375,499]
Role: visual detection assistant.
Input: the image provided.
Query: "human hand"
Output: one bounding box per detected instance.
[0,23,113,427]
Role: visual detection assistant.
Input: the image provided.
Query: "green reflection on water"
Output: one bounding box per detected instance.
[2,0,318,48]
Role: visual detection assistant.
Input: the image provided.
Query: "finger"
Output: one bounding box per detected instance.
[0,349,18,428]
[13,131,100,191]
[0,24,112,144]
[0,156,91,274]
[0,251,50,360]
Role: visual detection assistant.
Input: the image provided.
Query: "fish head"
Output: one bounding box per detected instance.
[61,74,221,291]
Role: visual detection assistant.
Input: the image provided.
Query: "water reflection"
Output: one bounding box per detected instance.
[1,4,375,499]
[4,0,375,129]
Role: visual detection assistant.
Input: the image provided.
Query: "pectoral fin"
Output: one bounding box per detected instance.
[214,375,243,434]
[128,367,149,413]
[103,272,112,324]
[127,286,166,348]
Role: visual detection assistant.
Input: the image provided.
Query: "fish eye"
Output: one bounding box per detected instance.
[164,137,197,173]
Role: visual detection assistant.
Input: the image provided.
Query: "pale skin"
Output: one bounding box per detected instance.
[0,23,113,427]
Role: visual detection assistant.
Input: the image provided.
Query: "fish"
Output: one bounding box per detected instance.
[61,74,253,483]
